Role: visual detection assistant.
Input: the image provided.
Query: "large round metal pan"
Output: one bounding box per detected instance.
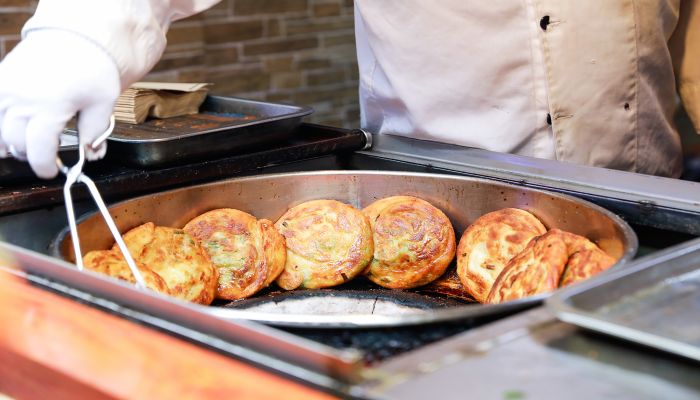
[52,171,637,328]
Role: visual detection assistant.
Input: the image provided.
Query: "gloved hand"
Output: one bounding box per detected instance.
[0,30,120,179]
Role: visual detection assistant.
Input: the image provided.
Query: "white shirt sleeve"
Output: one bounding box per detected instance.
[21,0,221,90]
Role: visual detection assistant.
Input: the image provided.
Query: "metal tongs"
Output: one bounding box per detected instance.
[57,115,147,289]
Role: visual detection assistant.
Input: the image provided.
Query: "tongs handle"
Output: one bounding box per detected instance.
[58,115,147,290]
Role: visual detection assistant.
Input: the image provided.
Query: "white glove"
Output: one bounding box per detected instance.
[0,30,120,179]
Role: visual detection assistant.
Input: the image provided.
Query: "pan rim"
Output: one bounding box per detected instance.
[50,170,638,328]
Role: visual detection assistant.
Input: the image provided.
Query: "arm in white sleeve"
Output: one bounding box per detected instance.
[21,0,222,89]
[0,0,220,178]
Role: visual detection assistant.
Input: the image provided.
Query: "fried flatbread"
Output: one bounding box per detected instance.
[259,218,287,288]
[83,250,170,295]
[362,196,455,289]
[274,199,373,290]
[112,223,218,305]
[486,230,568,304]
[184,208,286,300]
[457,208,547,303]
[551,229,617,287]
[420,267,477,302]
[115,221,156,257]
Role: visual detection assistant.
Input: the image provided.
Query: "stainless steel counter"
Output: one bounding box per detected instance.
[366,307,700,400]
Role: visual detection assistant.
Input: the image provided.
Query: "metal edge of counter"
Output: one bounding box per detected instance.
[363,306,700,399]
[362,134,700,234]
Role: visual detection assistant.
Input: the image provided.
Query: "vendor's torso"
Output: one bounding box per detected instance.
[354,0,683,177]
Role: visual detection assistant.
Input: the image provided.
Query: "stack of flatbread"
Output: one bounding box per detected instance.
[455,208,616,304]
[114,82,211,124]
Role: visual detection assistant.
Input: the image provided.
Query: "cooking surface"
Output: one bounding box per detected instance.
[50,170,636,333]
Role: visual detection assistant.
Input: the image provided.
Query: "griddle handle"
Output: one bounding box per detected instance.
[358,129,373,150]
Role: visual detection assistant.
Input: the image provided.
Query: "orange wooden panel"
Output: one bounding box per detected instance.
[0,269,336,400]
[0,346,116,400]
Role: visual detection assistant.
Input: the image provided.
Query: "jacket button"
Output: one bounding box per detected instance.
[540,15,550,31]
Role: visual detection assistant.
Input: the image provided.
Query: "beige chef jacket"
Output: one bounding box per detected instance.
[356,0,700,177]
[22,0,700,177]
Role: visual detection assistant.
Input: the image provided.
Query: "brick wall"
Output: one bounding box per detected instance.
[0,0,360,128]
[0,1,35,56]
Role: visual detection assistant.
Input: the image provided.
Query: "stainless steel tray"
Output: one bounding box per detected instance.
[52,171,637,328]
[101,95,312,167]
[548,237,700,362]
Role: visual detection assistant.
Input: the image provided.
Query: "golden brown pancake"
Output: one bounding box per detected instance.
[362,196,455,289]
[486,230,568,304]
[183,208,286,300]
[115,221,156,258]
[274,199,373,290]
[457,208,547,303]
[83,249,170,295]
[259,218,287,288]
[551,229,617,287]
[112,222,218,305]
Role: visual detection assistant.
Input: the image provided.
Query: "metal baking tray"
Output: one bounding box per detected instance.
[548,237,700,362]
[0,96,312,180]
[98,95,311,168]
[51,171,637,328]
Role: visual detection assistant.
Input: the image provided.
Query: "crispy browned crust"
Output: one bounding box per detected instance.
[140,226,218,305]
[420,266,477,302]
[113,221,155,257]
[362,196,455,289]
[83,250,170,295]
[424,267,464,292]
[457,208,547,303]
[486,231,568,304]
[183,209,286,300]
[112,222,218,305]
[259,218,287,288]
[550,229,617,287]
[274,199,374,290]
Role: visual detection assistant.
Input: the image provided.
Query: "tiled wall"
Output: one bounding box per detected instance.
[0,0,360,128]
